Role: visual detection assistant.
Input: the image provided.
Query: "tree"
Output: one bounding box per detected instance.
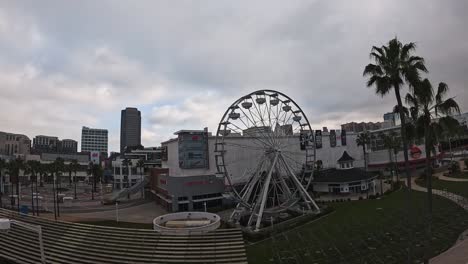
[136,159,145,199]
[405,78,460,263]
[25,160,40,216]
[6,158,24,212]
[364,37,427,263]
[356,131,370,171]
[70,160,79,199]
[0,158,5,208]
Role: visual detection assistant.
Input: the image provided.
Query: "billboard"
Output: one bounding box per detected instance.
[299,130,311,150]
[178,131,209,169]
[329,130,336,147]
[315,130,322,149]
[90,151,100,164]
[341,129,347,146]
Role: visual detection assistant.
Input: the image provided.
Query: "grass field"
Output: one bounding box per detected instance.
[416,177,468,198]
[246,190,468,264]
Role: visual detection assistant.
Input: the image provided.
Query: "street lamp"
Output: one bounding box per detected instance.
[0,218,45,264]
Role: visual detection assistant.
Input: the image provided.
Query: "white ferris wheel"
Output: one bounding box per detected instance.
[215,90,320,231]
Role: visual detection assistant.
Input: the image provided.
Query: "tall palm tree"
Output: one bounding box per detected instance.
[364,37,427,191]
[6,158,24,212]
[0,158,6,208]
[70,159,79,199]
[405,79,460,263]
[25,160,38,215]
[136,159,145,198]
[364,37,427,263]
[356,131,370,171]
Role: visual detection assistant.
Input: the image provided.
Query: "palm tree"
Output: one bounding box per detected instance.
[136,159,145,199]
[0,158,6,208]
[380,133,395,185]
[6,158,24,212]
[364,37,427,191]
[25,160,37,215]
[405,79,460,263]
[70,160,79,199]
[364,37,427,263]
[356,131,370,171]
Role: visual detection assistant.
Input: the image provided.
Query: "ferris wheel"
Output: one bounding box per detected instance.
[215,90,320,231]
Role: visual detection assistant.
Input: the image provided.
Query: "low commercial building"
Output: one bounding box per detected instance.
[311,151,377,194]
[150,168,224,212]
[112,157,145,189]
[0,131,31,158]
[32,135,78,154]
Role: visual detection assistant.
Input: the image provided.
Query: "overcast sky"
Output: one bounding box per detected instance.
[0,0,467,152]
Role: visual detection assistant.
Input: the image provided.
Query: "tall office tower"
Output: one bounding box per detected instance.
[81,126,108,153]
[120,107,141,153]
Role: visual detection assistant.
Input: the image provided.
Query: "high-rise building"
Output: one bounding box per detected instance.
[81,126,108,153]
[120,107,141,153]
[340,122,382,133]
[0,131,31,157]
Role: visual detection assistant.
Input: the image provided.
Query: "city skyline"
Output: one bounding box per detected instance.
[0,1,467,152]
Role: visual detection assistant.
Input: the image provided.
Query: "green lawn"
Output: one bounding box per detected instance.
[416,177,468,199]
[449,171,468,179]
[78,220,154,229]
[247,190,468,264]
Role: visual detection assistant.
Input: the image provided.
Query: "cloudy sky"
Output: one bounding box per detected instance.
[0,0,467,152]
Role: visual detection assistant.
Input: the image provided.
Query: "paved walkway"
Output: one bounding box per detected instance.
[409,177,468,263]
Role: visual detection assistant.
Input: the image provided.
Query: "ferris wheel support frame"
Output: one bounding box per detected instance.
[215,90,320,231]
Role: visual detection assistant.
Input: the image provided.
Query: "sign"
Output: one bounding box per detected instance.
[330,130,336,147]
[336,129,342,147]
[410,145,422,159]
[299,130,310,150]
[341,130,347,146]
[315,130,322,149]
[90,151,100,164]
[178,131,209,169]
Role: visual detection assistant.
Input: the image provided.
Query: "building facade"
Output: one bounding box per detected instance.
[61,139,78,153]
[0,131,31,157]
[120,107,141,153]
[81,126,108,153]
[341,122,382,133]
[32,135,77,154]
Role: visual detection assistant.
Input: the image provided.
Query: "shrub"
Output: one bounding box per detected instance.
[358,196,363,200]
[450,161,461,174]
[464,159,468,170]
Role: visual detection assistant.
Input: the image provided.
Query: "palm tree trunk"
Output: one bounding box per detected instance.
[394,85,413,264]
[30,174,34,216]
[16,175,20,213]
[424,130,433,263]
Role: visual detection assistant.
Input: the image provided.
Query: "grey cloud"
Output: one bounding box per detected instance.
[0,0,467,151]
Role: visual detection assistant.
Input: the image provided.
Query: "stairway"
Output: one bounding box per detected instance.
[0,208,248,264]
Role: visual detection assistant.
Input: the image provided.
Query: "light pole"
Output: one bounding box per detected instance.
[0,218,46,264]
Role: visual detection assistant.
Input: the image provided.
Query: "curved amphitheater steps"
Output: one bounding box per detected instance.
[0,209,247,264]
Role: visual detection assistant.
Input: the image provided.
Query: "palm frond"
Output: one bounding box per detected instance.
[401,42,417,59]
[435,82,448,105]
[437,98,460,115]
[363,64,383,76]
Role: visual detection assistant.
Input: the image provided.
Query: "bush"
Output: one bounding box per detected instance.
[358,196,363,200]
[450,161,461,174]
[464,159,468,170]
